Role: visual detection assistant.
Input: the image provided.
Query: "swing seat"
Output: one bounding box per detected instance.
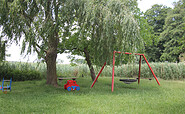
[119,78,137,84]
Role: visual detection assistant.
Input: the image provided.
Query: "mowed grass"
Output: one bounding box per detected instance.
[0,77,185,114]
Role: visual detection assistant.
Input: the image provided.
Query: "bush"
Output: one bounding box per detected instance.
[0,62,42,81]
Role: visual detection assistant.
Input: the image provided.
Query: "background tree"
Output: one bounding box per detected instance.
[160,0,185,62]
[144,4,171,62]
[60,0,143,80]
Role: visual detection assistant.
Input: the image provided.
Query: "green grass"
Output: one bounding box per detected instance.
[0,77,185,114]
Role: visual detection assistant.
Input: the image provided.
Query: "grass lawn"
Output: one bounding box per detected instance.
[0,77,185,114]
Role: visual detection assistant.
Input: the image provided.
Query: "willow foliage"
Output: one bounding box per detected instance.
[0,37,6,61]
[62,0,143,65]
[1,0,47,56]
[1,0,143,66]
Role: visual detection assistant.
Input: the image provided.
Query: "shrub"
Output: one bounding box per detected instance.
[0,62,42,81]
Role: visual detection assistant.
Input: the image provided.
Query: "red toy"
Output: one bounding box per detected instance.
[64,80,80,91]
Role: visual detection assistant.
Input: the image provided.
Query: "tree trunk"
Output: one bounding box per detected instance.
[44,0,59,87]
[45,34,59,87]
[45,48,58,87]
[84,48,96,81]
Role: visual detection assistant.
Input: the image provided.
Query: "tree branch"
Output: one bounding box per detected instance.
[35,43,47,53]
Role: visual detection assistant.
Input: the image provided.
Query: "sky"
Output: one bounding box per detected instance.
[5,0,179,64]
[138,0,179,12]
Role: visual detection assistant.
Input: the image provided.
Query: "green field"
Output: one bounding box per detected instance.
[1,77,185,114]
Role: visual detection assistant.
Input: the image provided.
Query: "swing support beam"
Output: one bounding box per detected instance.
[91,51,160,92]
[91,62,106,88]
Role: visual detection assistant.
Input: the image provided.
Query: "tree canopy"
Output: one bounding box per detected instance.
[141,1,185,62]
[144,4,171,62]
[61,0,142,64]
[0,0,143,83]
[0,0,67,86]
[160,0,185,62]
[60,0,143,80]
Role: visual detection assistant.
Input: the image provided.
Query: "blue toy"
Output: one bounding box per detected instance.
[0,78,12,92]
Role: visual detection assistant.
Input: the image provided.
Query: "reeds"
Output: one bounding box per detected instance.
[0,61,184,80]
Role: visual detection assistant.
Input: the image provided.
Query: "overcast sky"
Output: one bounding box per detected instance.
[138,0,178,12]
[5,0,179,64]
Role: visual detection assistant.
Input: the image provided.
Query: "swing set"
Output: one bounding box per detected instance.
[91,51,160,92]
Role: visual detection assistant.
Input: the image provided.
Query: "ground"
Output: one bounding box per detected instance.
[0,77,185,113]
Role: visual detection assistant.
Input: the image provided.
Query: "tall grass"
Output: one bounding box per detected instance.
[0,62,42,81]
[100,62,185,80]
[0,61,185,80]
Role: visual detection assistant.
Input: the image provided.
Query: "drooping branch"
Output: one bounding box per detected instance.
[34,43,47,59]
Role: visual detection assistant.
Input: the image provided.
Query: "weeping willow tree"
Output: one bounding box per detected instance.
[61,0,143,80]
[0,0,72,86]
[0,0,143,85]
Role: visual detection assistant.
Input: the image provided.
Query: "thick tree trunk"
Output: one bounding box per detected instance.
[45,32,59,86]
[84,48,96,81]
[44,0,59,87]
[45,47,58,87]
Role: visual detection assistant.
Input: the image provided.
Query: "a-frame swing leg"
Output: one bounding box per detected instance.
[112,51,116,92]
[91,62,107,88]
[142,55,160,85]
[138,55,142,84]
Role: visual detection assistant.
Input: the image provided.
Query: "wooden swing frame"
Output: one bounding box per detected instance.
[91,51,160,92]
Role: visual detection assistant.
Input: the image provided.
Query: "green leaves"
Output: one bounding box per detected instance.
[143,4,171,62]
[160,0,185,62]
[61,0,142,65]
[0,37,7,61]
[0,0,62,59]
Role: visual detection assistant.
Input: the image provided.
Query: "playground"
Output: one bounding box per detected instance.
[0,51,184,113]
[0,77,185,113]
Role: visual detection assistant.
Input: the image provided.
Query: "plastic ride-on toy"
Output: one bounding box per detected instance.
[64,80,80,91]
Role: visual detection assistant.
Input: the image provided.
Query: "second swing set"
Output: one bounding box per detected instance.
[91,51,160,92]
